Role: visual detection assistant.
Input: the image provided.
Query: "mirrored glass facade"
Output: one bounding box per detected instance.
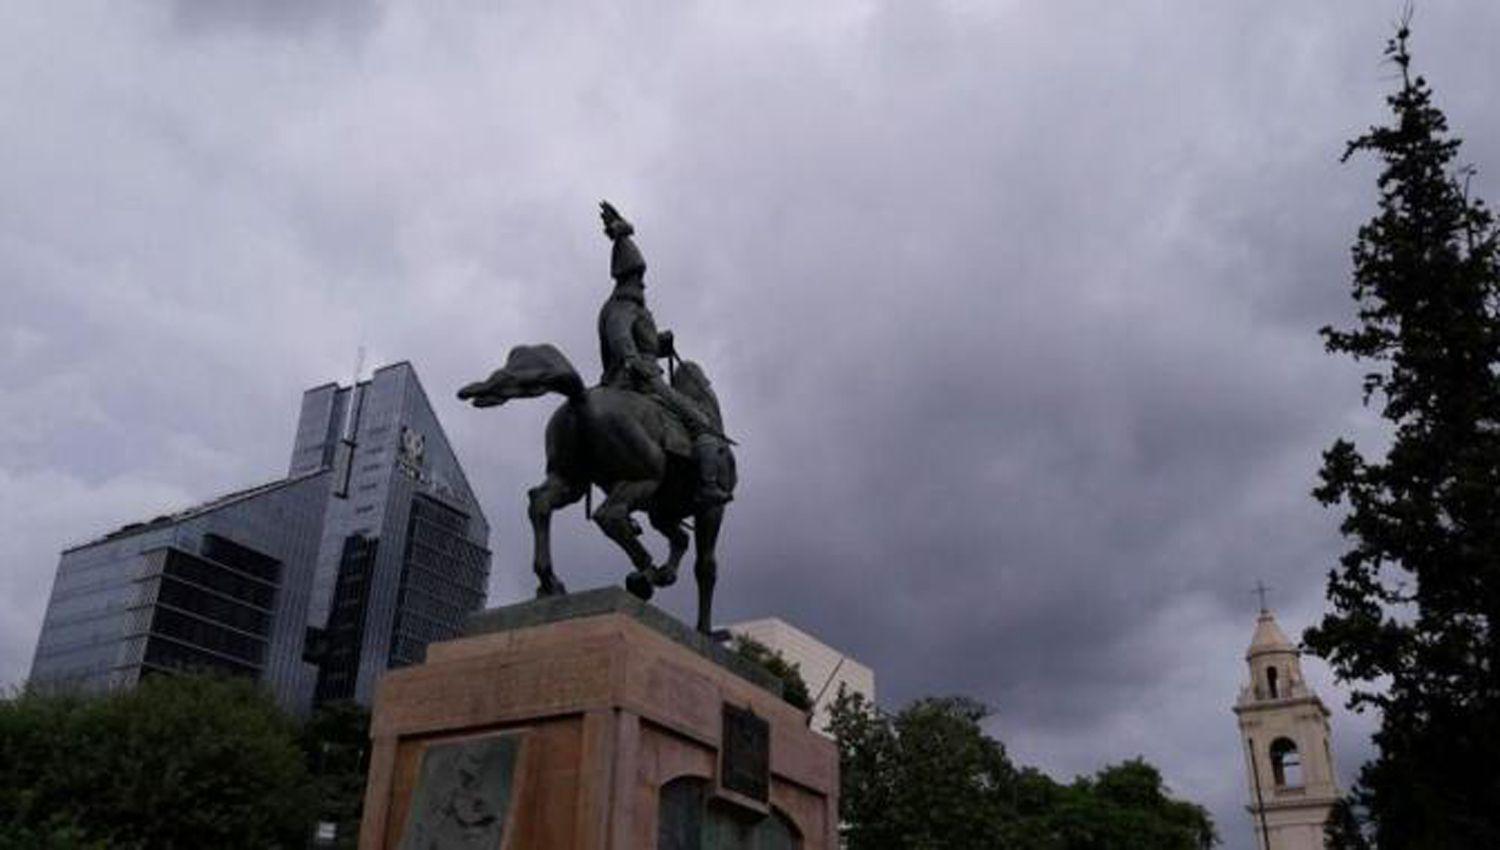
[296,362,492,706]
[29,362,492,713]
[29,471,330,709]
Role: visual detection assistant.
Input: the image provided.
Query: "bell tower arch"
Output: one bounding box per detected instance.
[1233,603,1339,850]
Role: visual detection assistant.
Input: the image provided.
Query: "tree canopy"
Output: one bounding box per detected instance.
[302,700,371,850]
[1305,21,1500,848]
[827,691,1216,850]
[1,676,320,849]
[732,634,814,712]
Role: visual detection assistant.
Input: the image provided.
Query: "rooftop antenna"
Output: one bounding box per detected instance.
[332,344,366,498]
[341,345,366,440]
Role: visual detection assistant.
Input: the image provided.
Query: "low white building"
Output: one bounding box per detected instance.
[726,617,875,734]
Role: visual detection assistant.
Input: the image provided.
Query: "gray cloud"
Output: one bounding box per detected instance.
[5,3,1500,846]
[170,0,382,39]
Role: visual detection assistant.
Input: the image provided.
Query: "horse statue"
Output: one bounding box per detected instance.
[458,203,736,634]
[459,344,734,635]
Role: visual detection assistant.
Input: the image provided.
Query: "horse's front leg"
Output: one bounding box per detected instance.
[528,474,584,596]
[593,480,661,599]
[646,512,688,588]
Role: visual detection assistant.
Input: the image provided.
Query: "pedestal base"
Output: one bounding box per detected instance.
[358,588,839,849]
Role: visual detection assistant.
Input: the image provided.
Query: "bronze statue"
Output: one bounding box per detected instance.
[458,202,737,633]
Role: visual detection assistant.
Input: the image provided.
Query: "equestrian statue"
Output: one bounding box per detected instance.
[457,202,737,633]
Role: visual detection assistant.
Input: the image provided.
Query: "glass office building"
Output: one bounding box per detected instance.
[293,362,491,706]
[29,362,491,712]
[28,472,331,710]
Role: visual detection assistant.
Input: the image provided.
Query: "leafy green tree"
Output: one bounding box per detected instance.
[0,812,113,850]
[0,676,317,849]
[827,691,1216,850]
[1325,798,1373,850]
[731,634,814,711]
[828,692,1018,849]
[302,701,371,849]
[1305,21,1500,848]
[1029,761,1215,850]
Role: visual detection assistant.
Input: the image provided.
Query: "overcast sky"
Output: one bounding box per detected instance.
[4,2,1500,846]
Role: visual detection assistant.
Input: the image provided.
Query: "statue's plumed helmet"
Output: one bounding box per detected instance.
[601,200,646,281]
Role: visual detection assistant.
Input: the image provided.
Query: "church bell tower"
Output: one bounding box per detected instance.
[1233,601,1339,850]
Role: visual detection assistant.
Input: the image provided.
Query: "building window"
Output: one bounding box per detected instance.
[142,636,258,678]
[1270,737,1302,788]
[140,547,279,681]
[386,494,488,670]
[314,534,379,705]
[201,534,282,583]
[1266,666,1279,699]
[161,549,277,611]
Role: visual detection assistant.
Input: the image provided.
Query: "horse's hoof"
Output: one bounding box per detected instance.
[650,566,678,588]
[536,578,567,598]
[625,572,654,601]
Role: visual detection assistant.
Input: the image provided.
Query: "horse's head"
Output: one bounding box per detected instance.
[457,345,585,409]
[457,372,510,408]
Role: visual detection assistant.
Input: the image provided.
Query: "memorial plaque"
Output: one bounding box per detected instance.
[720,703,770,802]
[398,732,525,850]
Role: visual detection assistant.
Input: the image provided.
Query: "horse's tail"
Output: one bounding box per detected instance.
[457,344,585,407]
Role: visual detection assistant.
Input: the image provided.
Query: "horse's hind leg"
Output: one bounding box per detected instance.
[593,480,660,597]
[528,474,584,596]
[647,512,688,588]
[692,504,725,634]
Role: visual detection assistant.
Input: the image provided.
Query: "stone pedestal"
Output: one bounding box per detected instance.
[358,588,839,849]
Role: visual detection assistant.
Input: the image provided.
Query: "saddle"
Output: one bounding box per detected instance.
[650,399,695,459]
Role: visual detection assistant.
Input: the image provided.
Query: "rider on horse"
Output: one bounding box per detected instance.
[597,201,736,508]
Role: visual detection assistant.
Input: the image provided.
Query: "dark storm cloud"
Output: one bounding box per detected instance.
[171,0,382,39]
[4,3,1500,847]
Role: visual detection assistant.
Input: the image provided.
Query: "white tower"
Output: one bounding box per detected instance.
[1233,601,1339,850]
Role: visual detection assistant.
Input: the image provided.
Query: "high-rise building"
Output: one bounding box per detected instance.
[1233,605,1340,850]
[726,617,875,734]
[28,362,491,713]
[293,362,490,705]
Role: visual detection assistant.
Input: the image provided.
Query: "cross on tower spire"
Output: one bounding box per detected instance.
[1253,580,1272,614]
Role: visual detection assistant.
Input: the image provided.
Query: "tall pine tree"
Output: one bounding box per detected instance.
[1305,21,1500,848]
